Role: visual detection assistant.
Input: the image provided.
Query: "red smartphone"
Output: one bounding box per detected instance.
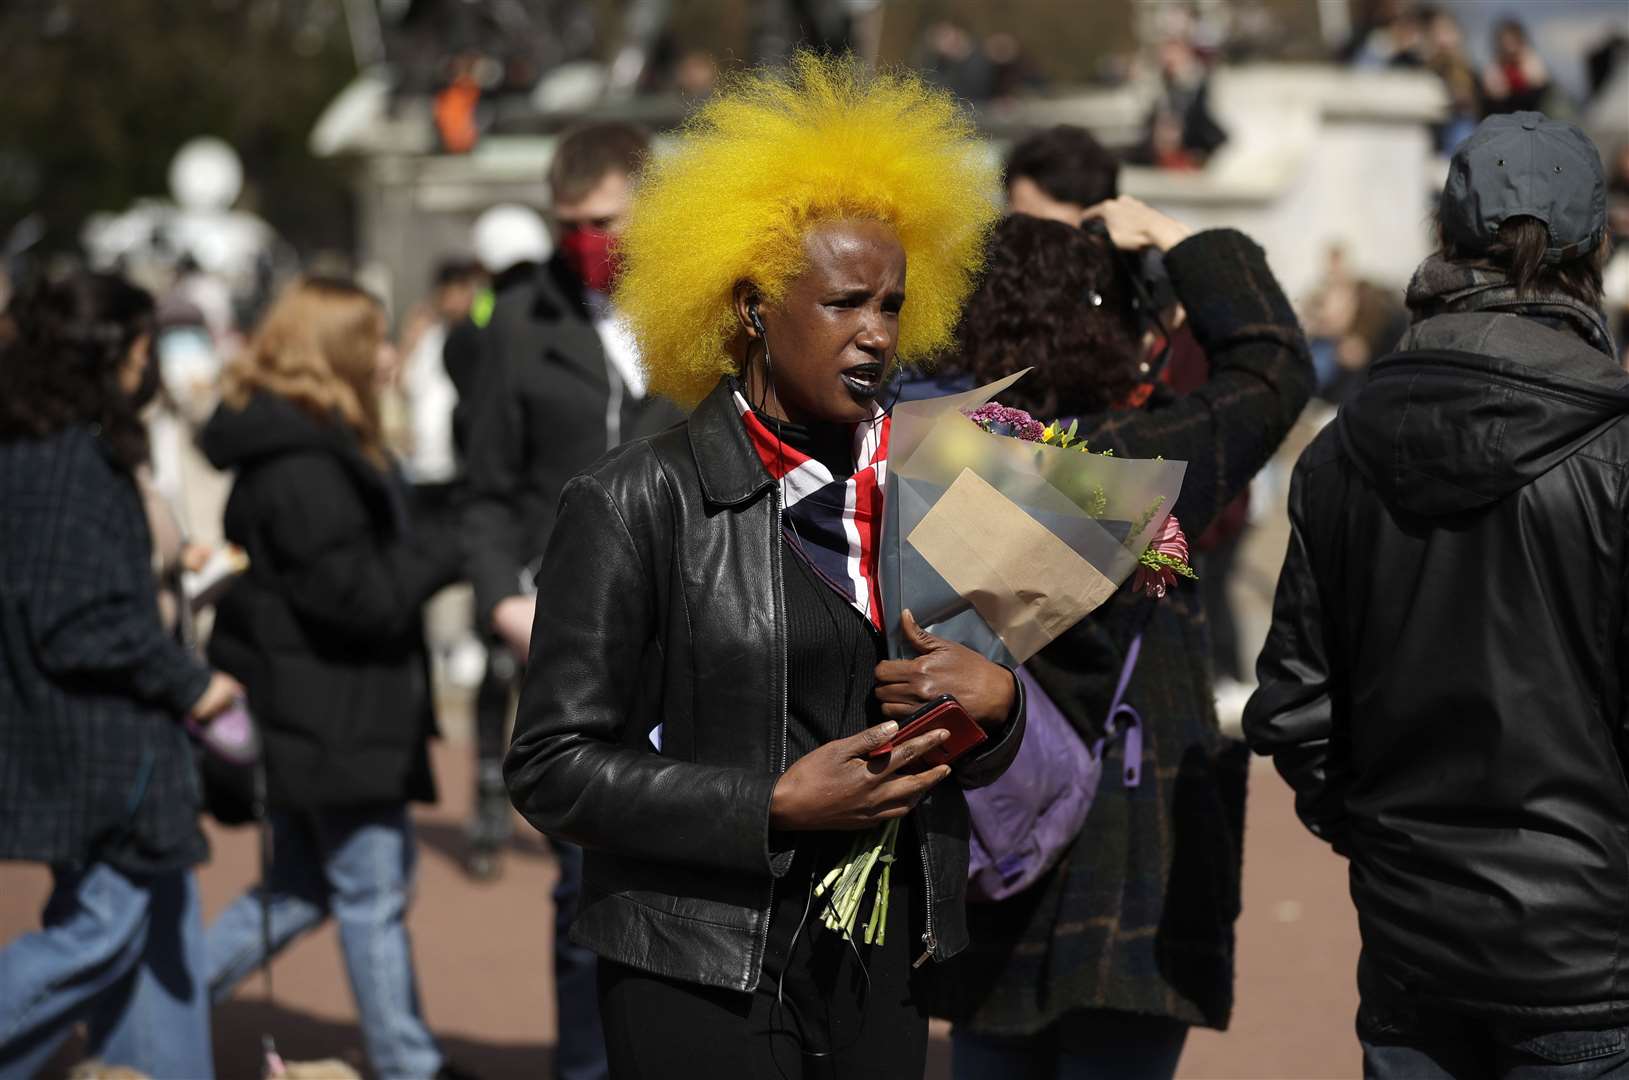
[868,694,987,768]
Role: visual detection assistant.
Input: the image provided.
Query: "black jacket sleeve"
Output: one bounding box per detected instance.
[504,472,783,876]
[952,671,1027,789]
[258,454,460,640]
[1242,454,1350,852]
[27,443,211,716]
[443,316,483,460]
[1076,228,1314,537]
[461,319,534,624]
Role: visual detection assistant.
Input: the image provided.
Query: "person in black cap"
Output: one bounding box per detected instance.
[1246,111,1621,1078]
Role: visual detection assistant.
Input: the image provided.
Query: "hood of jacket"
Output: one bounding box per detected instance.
[200,391,356,465]
[200,392,398,523]
[1337,263,1629,517]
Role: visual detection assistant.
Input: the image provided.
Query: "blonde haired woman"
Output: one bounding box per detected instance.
[199,278,465,1080]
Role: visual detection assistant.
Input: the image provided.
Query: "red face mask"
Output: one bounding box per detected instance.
[560,224,620,294]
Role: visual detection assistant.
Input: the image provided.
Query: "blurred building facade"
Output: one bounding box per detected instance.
[312,61,1452,320]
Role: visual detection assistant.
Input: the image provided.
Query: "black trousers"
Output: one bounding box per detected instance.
[469,639,517,846]
[597,835,929,1079]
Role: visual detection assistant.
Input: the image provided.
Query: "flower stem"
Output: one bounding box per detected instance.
[819,819,901,942]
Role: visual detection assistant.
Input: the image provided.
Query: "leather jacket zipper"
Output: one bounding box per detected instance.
[754,485,790,983]
[914,832,938,968]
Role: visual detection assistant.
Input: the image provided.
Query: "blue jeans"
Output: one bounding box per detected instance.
[1359,963,1629,1080]
[0,863,212,1080]
[1362,1018,1629,1080]
[952,1009,1189,1080]
[206,806,441,1080]
[552,839,607,1080]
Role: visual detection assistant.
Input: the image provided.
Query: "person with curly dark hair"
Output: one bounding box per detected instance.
[951,213,1145,418]
[0,273,160,470]
[914,198,1313,1080]
[0,272,241,1080]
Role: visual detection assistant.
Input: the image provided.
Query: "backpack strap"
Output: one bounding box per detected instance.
[1105,632,1145,789]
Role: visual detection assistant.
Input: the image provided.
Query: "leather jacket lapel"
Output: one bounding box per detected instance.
[688,378,774,506]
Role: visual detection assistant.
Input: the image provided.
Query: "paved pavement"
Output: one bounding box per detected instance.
[1,741,1360,1080]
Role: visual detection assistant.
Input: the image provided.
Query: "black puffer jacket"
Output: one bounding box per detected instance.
[505,378,1026,993]
[203,393,461,809]
[1245,308,1629,1022]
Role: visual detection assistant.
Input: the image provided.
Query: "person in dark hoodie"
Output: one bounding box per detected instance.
[1245,112,1623,1079]
[199,278,466,1080]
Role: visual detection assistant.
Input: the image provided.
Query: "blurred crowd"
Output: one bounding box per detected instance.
[1342,0,1627,153]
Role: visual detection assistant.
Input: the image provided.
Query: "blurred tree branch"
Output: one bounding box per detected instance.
[0,0,356,257]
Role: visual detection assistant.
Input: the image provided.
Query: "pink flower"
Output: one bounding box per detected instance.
[1149,513,1189,562]
[964,402,1046,442]
[1133,514,1191,599]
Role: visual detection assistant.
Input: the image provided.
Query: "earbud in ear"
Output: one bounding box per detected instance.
[751,302,773,390]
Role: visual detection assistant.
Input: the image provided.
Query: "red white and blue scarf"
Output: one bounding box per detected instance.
[733,390,890,630]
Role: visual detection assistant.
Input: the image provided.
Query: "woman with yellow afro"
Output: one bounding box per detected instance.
[505,54,1027,1077]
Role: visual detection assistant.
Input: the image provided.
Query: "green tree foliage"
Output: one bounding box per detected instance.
[0,0,357,255]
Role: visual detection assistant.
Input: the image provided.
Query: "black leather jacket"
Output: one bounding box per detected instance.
[505,378,1025,992]
[1245,309,1629,1022]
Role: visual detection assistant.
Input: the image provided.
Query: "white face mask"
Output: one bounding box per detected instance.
[155,325,223,424]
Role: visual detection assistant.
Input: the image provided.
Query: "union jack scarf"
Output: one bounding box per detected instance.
[733,389,891,630]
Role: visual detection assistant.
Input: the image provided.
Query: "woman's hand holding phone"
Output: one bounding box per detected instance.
[769,610,1018,831]
[768,721,953,832]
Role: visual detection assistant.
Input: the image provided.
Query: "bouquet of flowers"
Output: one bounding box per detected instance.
[818,370,1194,943]
[961,402,1197,600]
[881,369,1190,666]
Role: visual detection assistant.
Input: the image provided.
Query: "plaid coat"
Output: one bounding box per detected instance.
[0,428,211,873]
[933,229,1313,1033]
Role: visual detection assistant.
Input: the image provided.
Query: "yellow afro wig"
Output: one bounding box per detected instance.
[614,53,1002,408]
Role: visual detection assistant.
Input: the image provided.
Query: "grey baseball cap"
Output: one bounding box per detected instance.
[1440,111,1606,264]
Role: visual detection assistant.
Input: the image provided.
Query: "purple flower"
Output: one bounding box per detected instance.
[964,402,1046,442]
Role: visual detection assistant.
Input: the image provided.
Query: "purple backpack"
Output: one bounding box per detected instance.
[966,636,1145,902]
